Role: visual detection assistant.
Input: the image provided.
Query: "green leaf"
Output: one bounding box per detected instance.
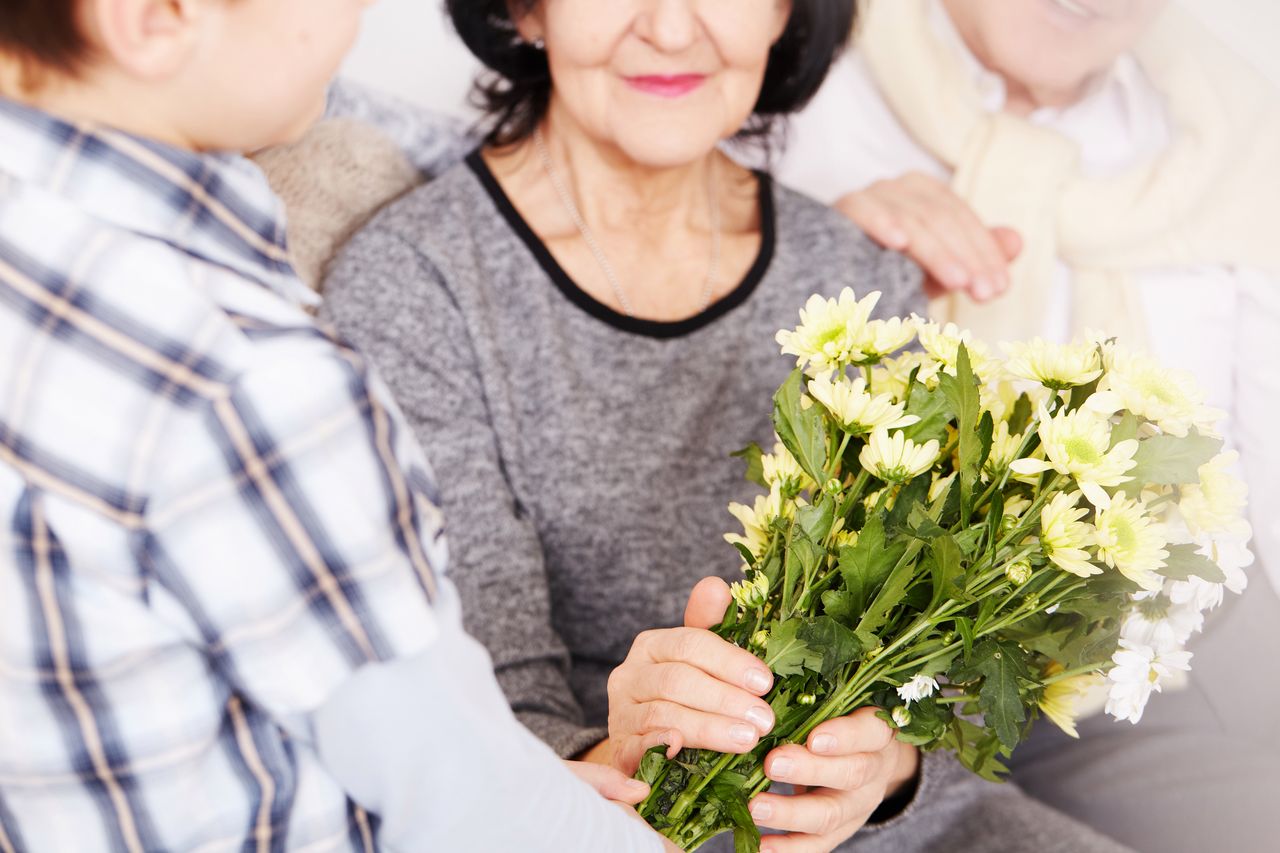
[798,496,836,543]
[901,383,952,445]
[709,778,761,853]
[731,541,757,568]
[1128,431,1223,486]
[984,490,1004,559]
[796,616,865,682]
[954,639,1031,750]
[637,746,667,786]
[821,588,860,626]
[773,369,830,486]
[732,443,767,489]
[1008,393,1033,435]
[940,344,981,517]
[837,513,906,616]
[976,410,995,473]
[782,529,823,618]
[764,617,863,682]
[885,472,932,535]
[1109,412,1140,449]
[1160,543,1228,583]
[929,534,964,610]
[856,549,918,635]
[765,619,821,677]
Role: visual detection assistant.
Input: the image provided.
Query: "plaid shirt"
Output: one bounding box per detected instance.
[0,98,447,851]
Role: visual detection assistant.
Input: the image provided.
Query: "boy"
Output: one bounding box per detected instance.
[0,1,673,849]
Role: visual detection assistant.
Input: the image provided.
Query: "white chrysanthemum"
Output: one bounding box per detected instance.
[859,429,941,484]
[724,483,793,561]
[730,572,770,609]
[1093,496,1169,591]
[897,674,940,705]
[1009,407,1138,508]
[1040,491,1099,578]
[761,441,814,495]
[1179,451,1249,536]
[872,350,941,397]
[984,420,1025,476]
[1088,348,1221,438]
[807,373,920,435]
[1121,594,1203,649]
[1039,663,1102,739]
[1105,639,1192,724]
[914,316,994,378]
[855,316,918,362]
[1002,494,1033,520]
[776,288,881,373]
[1002,338,1104,390]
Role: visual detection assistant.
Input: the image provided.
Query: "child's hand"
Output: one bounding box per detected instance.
[835,173,1022,303]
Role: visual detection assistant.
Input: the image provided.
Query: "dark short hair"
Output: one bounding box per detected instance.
[0,0,90,79]
[446,0,857,150]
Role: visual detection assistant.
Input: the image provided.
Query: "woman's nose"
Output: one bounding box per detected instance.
[637,0,701,53]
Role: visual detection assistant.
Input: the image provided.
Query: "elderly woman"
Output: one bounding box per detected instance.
[776,1,1280,850]
[323,2,1129,850]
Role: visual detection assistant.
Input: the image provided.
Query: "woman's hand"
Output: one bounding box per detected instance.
[834,172,1022,303]
[600,577,777,775]
[564,761,688,853]
[748,707,920,853]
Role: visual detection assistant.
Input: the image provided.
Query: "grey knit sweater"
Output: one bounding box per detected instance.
[323,153,1132,853]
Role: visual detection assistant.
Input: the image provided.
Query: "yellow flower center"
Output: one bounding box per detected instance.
[1065,436,1101,464]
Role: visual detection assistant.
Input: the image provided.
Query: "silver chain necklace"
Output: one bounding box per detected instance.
[533,127,721,318]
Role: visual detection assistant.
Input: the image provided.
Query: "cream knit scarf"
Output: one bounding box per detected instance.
[858,0,1280,348]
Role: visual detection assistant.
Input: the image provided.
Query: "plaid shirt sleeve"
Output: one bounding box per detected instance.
[140,328,447,720]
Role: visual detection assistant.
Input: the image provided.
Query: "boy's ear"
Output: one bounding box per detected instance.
[86,0,203,79]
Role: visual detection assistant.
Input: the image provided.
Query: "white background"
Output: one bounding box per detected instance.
[342,0,1280,118]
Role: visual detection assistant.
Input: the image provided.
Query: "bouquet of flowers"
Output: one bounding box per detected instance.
[635,290,1252,852]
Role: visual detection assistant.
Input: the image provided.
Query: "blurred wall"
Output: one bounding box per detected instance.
[342,0,1280,117]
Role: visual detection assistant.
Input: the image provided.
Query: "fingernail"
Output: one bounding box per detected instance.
[770,757,793,780]
[974,275,994,299]
[888,229,909,248]
[731,724,758,746]
[750,799,773,820]
[812,733,838,754]
[745,669,773,694]
[625,778,650,795]
[745,705,774,733]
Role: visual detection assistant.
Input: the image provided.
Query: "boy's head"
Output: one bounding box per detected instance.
[0,0,375,152]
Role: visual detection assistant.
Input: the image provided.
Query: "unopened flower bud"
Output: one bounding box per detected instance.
[798,693,816,706]
[1005,560,1033,585]
[891,706,912,728]
[999,514,1019,536]
[940,631,955,646]
[824,478,842,497]
[751,630,770,648]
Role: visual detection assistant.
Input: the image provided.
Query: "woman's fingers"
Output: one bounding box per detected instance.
[749,784,876,837]
[564,760,652,805]
[807,708,896,758]
[614,699,765,756]
[764,744,879,792]
[684,576,733,630]
[631,627,774,696]
[835,191,909,250]
[626,660,775,733]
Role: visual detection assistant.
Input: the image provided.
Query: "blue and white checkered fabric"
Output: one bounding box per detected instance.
[0,96,447,852]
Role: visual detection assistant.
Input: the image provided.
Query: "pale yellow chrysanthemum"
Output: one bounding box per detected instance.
[984,420,1025,476]
[761,441,814,495]
[914,316,994,379]
[807,373,920,435]
[980,381,1022,424]
[860,429,941,484]
[1039,491,1100,578]
[1009,407,1138,508]
[855,316,918,362]
[1179,451,1249,536]
[776,288,880,374]
[1002,338,1104,390]
[872,350,941,397]
[724,483,794,561]
[730,572,770,609]
[1093,496,1169,591]
[1002,494,1033,519]
[928,473,956,503]
[1088,348,1221,438]
[1039,662,1103,739]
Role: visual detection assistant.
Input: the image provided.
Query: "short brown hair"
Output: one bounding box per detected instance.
[0,0,91,79]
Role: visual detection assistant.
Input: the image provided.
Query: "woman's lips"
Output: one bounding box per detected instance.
[624,74,707,98]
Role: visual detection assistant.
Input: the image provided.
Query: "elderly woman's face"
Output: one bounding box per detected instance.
[944,0,1169,106]
[521,0,792,167]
